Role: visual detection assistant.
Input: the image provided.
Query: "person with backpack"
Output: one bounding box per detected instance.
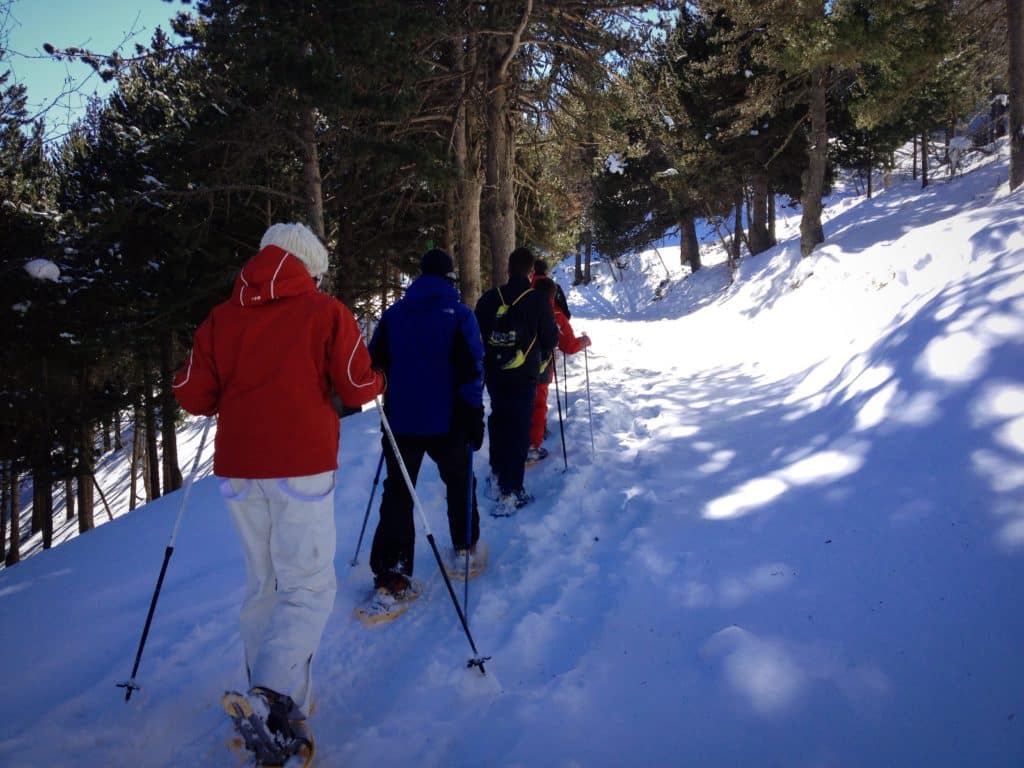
[173,222,385,761]
[367,248,486,598]
[527,277,591,463]
[475,247,559,514]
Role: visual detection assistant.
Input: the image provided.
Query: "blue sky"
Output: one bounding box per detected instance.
[4,0,180,134]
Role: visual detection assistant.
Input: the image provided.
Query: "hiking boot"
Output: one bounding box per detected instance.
[526,446,549,463]
[374,571,413,599]
[248,687,309,758]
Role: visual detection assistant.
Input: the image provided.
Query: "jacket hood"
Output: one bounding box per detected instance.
[403,273,461,305]
[232,245,318,308]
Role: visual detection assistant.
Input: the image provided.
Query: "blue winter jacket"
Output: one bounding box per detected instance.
[369,274,484,436]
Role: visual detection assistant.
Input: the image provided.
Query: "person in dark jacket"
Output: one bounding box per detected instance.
[475,246,559,514]
[368,248,485,597]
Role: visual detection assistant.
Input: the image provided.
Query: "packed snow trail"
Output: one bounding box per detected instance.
[0,144,1021,767]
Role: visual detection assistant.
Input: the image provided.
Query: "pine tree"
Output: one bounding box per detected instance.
[1009,0,1024,189]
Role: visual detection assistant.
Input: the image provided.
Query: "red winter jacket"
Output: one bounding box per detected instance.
[173,245,384,479]
[539,306,585,384]
[555,309,584,356]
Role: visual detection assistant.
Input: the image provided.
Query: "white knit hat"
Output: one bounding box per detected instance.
[259,222,329,277]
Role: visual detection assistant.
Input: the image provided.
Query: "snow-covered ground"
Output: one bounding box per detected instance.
[1,144,1022,767]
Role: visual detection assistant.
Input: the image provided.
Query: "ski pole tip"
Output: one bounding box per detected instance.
[467,656,491,675]
[117,679,140,701]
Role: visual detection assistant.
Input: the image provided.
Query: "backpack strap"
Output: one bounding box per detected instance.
[510,288,532,306]
[496,287,537,371]
[495,286,532,317]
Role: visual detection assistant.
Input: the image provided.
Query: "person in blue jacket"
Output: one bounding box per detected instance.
[368,248,485,598]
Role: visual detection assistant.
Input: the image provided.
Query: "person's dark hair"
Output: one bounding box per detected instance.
[508,246,535,278]
[534,259,549,276]
[533,277,556,299]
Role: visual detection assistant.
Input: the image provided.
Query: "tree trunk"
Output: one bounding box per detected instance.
[32,454,53,550]
[76,419,95,534]
[483,2,531,287]
[1009,0,1024,190]
[443,188,456,257]
[160,331,183,493]
[130,397,142,511]
[456,165,484,307]
[6,462,20,566]
[921,129,929,188]
[143,365,161,502]
[300,105,325,240]
[30,427,51,540]
[113,411,123,451]
[800,67,828,257]
[65,476,75,521]
[748,170,770,255]
[866,156,874,198]
[768,191,777,246]
[680,211,702,272]
[1,461,7,563]
[92,470,115,523]
[730,191,743,270]
[583,229,593,284]
[454,34,484,308]
[912,134,918,179]
[300,102,328,292]
[484,79,516,287]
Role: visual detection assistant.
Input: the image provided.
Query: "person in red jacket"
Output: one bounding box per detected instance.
[528,277,590,462]
[173,222,384,754]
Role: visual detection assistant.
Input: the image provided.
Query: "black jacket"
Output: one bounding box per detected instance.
[475,275,558,384]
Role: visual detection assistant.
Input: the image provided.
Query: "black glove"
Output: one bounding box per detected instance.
[453,398,485,451]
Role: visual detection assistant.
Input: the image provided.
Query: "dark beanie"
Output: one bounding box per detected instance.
[420,248,456,279]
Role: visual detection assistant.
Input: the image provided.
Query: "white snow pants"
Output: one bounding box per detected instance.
[221,470,337,716]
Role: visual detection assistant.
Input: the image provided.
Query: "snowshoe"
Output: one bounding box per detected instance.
[355,576,422,626]
[526,446,549,465]
[492,489,533,517]
[222,689,314,767]
[449,541,488,580]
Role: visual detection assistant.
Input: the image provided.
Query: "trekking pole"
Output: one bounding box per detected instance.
[562,352,570,417]
[350,449,385,566]
[374,398,490,674]
[584,344,595,457]
[464,444,474,613]
[118,415,213,701]
[553,356,569,471]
